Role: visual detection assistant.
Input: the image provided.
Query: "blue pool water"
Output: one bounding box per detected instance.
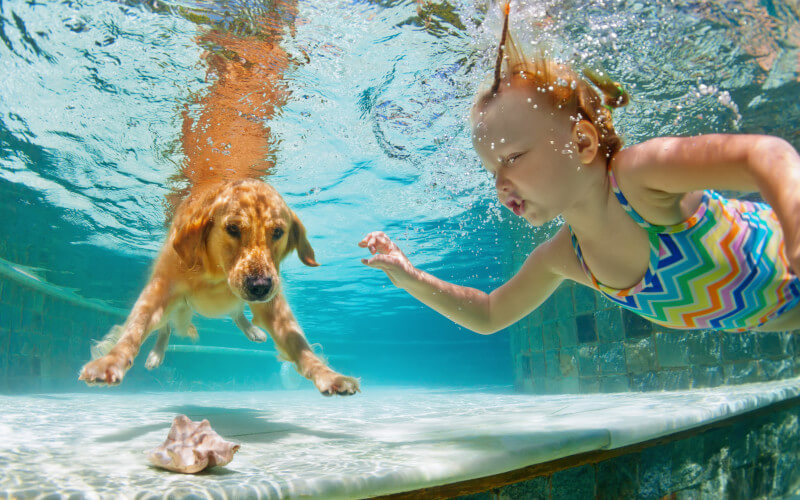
[1,0,799,392]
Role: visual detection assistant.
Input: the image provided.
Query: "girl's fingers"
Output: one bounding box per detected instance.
[374,236,395,253]
[361,254,396,269]
[359,233,379,247]
[361,257,383,268]
[362,258,383,268]
[361,233,396,255]
[359,231,387,247]
[362,235,379,250]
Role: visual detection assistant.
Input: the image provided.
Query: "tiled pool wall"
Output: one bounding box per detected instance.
[502,220,800,394]
[457,400,800,499]
[0,277,118,392]
[0,274,282,393]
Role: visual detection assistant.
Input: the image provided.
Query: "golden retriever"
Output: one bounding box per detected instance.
[78,179,360,396]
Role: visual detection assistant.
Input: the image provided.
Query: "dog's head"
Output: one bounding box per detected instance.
[170,179,318,302]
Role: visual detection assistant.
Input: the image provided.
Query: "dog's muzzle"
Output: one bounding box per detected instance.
[243,275,273,302]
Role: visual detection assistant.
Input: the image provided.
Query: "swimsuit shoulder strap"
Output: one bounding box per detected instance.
[567,224,600,287]
[608,167,659,231]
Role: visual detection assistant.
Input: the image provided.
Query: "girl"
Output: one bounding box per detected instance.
[359,3,800,335]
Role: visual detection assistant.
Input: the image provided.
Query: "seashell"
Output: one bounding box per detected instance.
[148,415,240,473]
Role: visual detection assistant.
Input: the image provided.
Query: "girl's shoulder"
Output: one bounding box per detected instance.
[539,225,592,286]
[611,134,763,195]
[610,143,699,226]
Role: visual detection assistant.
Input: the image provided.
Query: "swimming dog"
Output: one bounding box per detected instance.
[78,178,359,395]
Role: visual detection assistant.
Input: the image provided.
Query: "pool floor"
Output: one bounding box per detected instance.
[2,380,800,499]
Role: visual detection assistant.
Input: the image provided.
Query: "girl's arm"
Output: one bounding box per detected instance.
[616,134,800,270]
[359,229,571,334]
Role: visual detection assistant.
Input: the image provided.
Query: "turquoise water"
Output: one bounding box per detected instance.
[1,0,799,390]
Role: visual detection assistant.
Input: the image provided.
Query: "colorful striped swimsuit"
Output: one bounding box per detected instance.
[569,168,800,332]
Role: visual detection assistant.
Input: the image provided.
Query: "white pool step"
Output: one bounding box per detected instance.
[2,380,800,499]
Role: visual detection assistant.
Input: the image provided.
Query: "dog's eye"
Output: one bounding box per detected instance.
[225,224,241,238]
[272,227,284,240]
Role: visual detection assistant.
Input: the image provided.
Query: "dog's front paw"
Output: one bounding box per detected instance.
[144,350,164,370]
[245,326,267,343]
[78,354,132,385]
[314,371,360,396]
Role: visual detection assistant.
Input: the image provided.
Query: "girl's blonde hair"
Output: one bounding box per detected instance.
[475,2,629,159]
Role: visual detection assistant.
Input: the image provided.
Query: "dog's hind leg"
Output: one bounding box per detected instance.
[145,301,196,370]
[173,302,198,341]
[232,308,267,343]
[145,324,171,370]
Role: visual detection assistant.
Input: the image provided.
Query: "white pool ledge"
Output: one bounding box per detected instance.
[2,379,800,499]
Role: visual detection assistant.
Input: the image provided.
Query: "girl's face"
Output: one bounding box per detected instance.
[471,86,587,226]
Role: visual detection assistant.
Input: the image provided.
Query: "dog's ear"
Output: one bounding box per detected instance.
[171,190,218,269]
[288,210,319,267]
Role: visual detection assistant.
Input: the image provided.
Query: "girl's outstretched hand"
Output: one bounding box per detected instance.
[359,231,415,288]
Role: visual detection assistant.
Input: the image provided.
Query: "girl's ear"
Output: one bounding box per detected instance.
[571,120,600,164]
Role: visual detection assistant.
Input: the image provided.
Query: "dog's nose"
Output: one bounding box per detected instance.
[244,275,273,300]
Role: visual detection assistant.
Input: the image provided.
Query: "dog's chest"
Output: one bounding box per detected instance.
[186,283,241,318]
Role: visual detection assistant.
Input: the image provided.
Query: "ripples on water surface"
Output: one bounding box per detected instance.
[1,0,799,386]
